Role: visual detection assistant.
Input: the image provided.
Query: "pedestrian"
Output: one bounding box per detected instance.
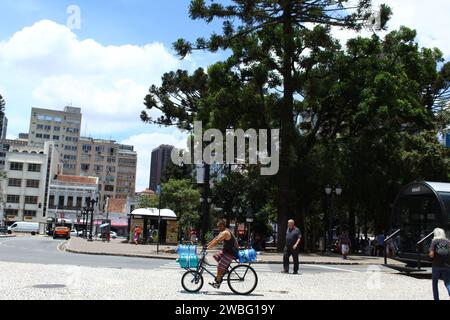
[375,232,385,257]
[133,225,142,245]
[429,228,450,301]
[282,219,302,275]
[338,230,351,260]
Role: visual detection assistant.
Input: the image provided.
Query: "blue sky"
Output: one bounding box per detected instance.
[0,0,449,192]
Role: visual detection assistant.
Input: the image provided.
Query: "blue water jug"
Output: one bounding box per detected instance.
[177,254,199,269]
[238,249,257,263]
[177,244,197,255]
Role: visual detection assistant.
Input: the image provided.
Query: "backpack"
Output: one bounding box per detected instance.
[435,240,450,256]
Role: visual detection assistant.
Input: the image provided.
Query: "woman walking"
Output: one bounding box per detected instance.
[429,228,450,300]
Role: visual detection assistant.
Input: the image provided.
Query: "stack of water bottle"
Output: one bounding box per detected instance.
[176,244,199,269]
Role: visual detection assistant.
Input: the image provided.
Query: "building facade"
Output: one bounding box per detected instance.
[149,145,173,191]
[28,107,82,175]
[76,137,137,209]
[3,142,60,224]
[48,175,99,224]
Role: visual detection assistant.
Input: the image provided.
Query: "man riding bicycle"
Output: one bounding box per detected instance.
[206,220,240,288]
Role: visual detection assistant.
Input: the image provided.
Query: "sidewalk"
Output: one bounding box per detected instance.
[65,237,390,265]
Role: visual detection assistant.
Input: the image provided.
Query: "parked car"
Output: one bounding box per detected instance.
[97,231,118,239]
[8,222,39,234]
[53,227,71,240]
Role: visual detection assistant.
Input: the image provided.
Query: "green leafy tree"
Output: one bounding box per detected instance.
[170,0,391,250]
[150,179,201,236]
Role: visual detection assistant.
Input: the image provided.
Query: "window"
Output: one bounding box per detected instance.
[81,164,90,171]
[95,146,105,153]
[54,126,61,131]
[37,124,44,130]
[53,135,60,140]
[5,209,19,216]
[37,115,53,121]
[28,163,41,172]
[49,195,55,206]
[54,117,62,122]
[63,155,77,161]
[26,180,40,188]
[7,195,20,203]
[66,127,79,133]
[83,145,92,152]
[95,155,104,162]
[10,162,23,171]
[8,179,22,187]
[36,134,43,138]
[44,125,51,131]
[24,211,37,217]
[58,196,65,207]
[107,157,116,163]
[25,196,38,205]
[105,185,114,192]
[107,166,116,173]
[43,134,50,139]
[95,165,103,173]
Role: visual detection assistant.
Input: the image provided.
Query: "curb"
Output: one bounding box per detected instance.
[63,247,378,265]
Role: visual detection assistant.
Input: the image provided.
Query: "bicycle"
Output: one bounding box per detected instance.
[181,247,258,295]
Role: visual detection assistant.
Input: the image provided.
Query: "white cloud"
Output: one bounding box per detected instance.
[330,0,450,59]
[0,19,180,134]
[121,131,188,192]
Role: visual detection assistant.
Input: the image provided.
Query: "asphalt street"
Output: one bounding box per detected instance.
[0,236,441,300]
[0,236,384,274]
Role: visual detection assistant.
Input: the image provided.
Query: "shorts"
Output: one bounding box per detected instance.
[341,244,350,255]
[213,251,235,272]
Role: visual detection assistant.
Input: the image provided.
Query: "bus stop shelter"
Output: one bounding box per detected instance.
[129,208,178,245]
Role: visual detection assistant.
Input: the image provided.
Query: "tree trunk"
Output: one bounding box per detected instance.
[277,0,296,252]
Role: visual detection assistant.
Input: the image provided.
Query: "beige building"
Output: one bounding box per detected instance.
[28,107,82,175]
[76,137,137,209]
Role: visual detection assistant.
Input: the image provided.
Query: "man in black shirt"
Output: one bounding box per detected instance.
[282,220,302,274]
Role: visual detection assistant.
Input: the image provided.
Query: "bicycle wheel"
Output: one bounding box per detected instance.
[227,265,258,295]
[181,270,204,293]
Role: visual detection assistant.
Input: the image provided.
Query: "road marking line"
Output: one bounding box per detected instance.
[306,265,360,273]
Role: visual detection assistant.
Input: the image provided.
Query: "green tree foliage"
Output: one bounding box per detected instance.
[153,180,201,234]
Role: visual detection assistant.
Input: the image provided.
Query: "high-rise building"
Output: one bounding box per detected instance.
[149,145,174,191]
[28,107,82,175]
[76,137,137,209]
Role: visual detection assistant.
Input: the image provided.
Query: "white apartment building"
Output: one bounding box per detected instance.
[3,142,60,224]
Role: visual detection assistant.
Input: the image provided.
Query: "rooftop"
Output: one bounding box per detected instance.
[56,175,98,185]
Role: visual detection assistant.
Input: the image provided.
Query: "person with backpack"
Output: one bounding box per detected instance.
[429,228,450,300]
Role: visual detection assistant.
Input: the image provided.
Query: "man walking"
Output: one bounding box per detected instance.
[282,220,302,274]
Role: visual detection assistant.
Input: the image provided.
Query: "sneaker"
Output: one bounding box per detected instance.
[293,271,300,275]
[280,270,289,274]
[208,281,221,289]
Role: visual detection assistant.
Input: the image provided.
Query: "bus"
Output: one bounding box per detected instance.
[389,181,450,269]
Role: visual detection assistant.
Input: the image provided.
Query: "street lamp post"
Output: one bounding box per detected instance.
[324,185,342,254]
[246,208,254,249]
[156,185,162,255]
[87,198,98,242]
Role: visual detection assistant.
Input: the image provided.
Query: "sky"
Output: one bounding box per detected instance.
[0,0,449,192]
